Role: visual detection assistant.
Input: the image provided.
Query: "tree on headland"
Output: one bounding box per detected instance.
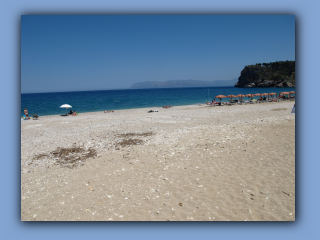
[236,60,295,88]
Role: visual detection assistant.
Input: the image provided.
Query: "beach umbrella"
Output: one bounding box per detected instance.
[253,93,262,101]
[215,95,226,103]
[236,94,245,102]
[60,104,72,115]
[280,92,290,99]
[245,94,253,100]
[269,92,277,101]
[226,95,236,101]
[260,93,268,102]
[289,91,295,98]
[263,93,271,101]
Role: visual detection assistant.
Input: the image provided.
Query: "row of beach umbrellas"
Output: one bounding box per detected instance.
[214,91,295,103]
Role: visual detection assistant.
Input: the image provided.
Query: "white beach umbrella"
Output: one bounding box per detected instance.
[60,104,72,115]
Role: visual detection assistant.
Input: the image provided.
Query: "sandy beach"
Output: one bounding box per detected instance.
[21,100,295,221]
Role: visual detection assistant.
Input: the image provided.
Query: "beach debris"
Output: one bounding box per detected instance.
[32,145,97,169]
[53,146,97,168]
[33,153,50,160]
[116,132,154,147]
[260,191,270,194]
[179,203,183,207]
[117,138,143,147]
[117,132,153,138]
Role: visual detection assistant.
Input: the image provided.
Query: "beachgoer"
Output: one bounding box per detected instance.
[24,108,29,118]
[291,104,295,114]
[73,111,77,116]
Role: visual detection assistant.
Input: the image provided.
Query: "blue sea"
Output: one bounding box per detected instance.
[21,87,295,117]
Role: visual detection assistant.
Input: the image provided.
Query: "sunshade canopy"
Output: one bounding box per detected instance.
[215,95,226,98]
[60,104,72,108]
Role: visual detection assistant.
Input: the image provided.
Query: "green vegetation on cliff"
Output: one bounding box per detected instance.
[235,60,295,88]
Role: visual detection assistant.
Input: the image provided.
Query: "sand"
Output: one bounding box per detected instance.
[21,100,295,221]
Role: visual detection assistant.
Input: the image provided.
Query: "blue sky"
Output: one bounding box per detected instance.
[21,15,295,93]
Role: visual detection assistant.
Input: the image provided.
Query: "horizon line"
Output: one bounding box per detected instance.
[21,86,237,94]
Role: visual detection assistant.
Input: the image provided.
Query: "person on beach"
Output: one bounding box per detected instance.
[24,108,29,119]
[72,111,77,116]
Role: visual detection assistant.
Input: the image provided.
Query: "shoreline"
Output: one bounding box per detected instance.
[21,100,295,221]
[21,103,205,118]
[21,99,294,118]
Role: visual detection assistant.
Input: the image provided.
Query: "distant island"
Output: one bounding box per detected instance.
[235,60,295,88]
[130,79,238,89]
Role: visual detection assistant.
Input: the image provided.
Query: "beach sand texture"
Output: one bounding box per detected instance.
[21,101,295,221]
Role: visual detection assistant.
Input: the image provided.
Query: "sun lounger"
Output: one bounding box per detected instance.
[225,102,233,106]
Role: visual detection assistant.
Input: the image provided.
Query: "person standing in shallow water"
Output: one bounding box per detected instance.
[24,108,29,118]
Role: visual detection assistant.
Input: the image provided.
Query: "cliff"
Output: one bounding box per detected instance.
[235,61,295,88]
[131,79,238,89]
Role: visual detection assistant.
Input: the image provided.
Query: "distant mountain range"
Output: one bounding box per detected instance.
[130,79,238,89]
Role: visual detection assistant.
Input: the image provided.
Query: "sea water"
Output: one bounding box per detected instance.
[21,87,295,117]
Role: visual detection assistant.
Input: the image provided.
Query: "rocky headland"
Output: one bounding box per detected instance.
[235,61,295,88]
